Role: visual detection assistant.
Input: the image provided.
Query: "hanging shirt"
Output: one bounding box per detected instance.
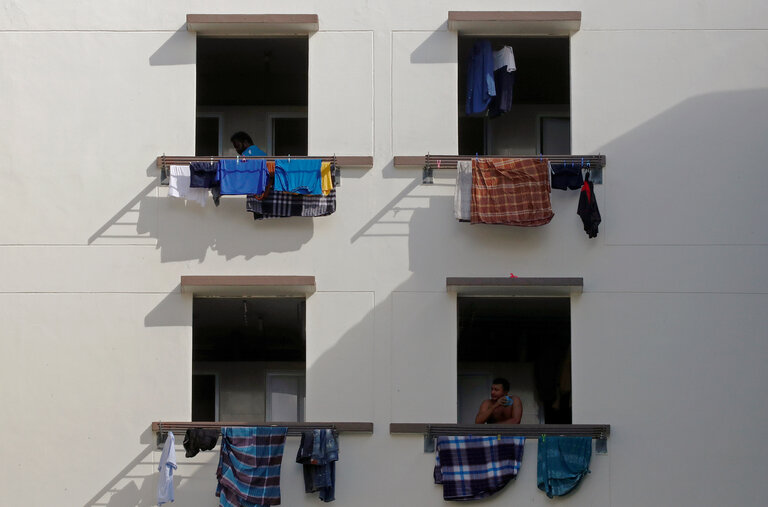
[493,45,516,72]
[489,45,516,117]
[320,162,334,196]
[157,431,177,505]
[577,175,601,238]
[274,159,323,195]
[465,40,496,115]
[537,436,592,498]
[454,160,472,221]
[218,159,269,196]
[168,165,208,207]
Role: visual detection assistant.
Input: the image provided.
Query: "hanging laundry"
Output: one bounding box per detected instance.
[274,159,324,195]
[168,164,208,207]
[537,436,592,498]
[577,173,601,238]
[551,162,584,191]
[296,429,339,502]
[157,431,177,505]
[489,45,516,118]
[247,189,337,219]
[189,161,219,189]
[465,40,496,115]
[183,428,220,458]
[471,158,554,226]
[434,435,524,501]
[218,159,269,196]
[320,161,334,196]
[454,160,472,221]
[216,426,288,507]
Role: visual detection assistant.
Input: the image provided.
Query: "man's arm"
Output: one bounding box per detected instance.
[475,399,497,424]
[496,396,523,424]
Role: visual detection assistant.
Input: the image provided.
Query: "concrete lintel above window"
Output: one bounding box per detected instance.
[181,275,316,297]
[446,277,583,296]
[186,14,319,36]
[448,11,581,36]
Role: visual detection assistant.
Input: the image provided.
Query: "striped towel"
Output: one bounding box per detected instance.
[471,158,554,226]
[434,435,525,501]
[216,427,288,507]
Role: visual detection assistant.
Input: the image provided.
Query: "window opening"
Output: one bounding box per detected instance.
[458,36,570,156]
[195,115,222,156]
[192,297,306,422]
[457,297,571,424]
[196,37,308,156]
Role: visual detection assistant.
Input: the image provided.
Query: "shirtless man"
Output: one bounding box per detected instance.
[475,377,523,424]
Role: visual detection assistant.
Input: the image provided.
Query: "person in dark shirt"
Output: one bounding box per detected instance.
[230,131,267,156]
[475,377,523,424]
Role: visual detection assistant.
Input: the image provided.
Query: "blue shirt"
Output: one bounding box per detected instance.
[466,40,496,115]
[242,145,267,156]
[274,159,323,195]
[218,159,268,195]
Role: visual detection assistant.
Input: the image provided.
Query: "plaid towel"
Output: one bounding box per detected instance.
[537,436,591,498]
[216,427,288,507]
[471,158,554,226]
[434,435,525,501]
[247,189,337,219]
[301,189,336,217]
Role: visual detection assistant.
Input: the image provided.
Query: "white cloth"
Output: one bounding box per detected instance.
[493,46,516,72]
[168,164,207,207]
[454,160,472,221]
[157,431,177,505]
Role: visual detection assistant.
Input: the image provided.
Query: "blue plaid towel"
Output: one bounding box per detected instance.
[537,436,591,498]
[216,427,288,507]
[434,435,524,501]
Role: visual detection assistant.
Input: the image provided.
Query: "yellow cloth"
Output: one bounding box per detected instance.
[321,161,334,196]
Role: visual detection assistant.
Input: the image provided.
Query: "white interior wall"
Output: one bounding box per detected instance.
[1,1,767,506]
[197,105,307,156]
[193,361,305,421]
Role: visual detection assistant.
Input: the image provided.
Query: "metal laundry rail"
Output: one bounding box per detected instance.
[156,155,374,171]
[153,421,374,447]
[393,154,606,169]
[389,423,610,453]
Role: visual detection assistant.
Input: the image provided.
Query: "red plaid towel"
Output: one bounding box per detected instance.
[471,158,554,226]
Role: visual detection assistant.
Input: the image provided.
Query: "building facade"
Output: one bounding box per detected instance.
[2,1,767,506]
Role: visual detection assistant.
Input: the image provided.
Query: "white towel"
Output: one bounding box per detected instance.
[169,164,207,207]
[454,160,472,221]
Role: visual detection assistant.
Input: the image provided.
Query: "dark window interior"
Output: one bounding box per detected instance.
[197,37,308,107]
[273,117,308,156]
[458,36,570,156]
[196,37,308,156]
[193,297,306,362]
[192,374,216,421]
[195,116,220,156]
[458,297,572,424]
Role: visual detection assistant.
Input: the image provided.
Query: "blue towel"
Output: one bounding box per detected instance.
[218,159,269,196]
[274,159,323,195]
[434,435,524,501]
[537,436,591,498]
[216,427,287,507]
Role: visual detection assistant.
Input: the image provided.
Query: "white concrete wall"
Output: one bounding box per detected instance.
[1,1,768,506]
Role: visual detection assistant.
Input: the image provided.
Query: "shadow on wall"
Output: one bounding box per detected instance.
[87,162,315,261]
[592,88,768,245]
[149,27,195,66]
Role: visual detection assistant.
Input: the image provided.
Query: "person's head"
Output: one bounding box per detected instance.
[490,377,510,400]
[230,131,254,155]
